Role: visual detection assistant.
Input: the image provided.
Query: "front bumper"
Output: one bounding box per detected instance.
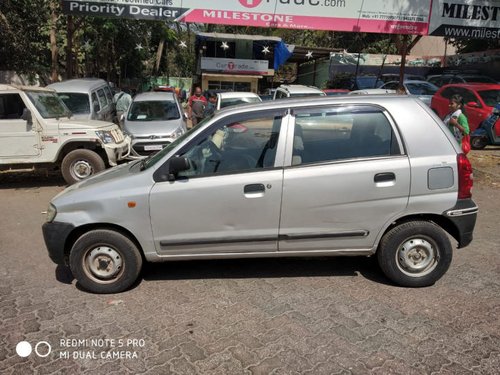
[444,199,478,248]
[103,135,132,166]
[42,221,75,265]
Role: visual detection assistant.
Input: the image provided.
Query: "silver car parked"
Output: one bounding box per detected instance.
[43,95,477,293]
[123,91,187,156]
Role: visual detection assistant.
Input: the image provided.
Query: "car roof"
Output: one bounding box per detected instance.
[438,83,500,91]
[132,92,176,101]
[277,84,325,94]
[215,94,415,118]
[47,78,109,93]
[218,92,260,99]
[349,88,395,95]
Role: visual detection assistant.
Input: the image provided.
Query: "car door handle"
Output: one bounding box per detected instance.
[374,172,395,183]
[244,184,265,194]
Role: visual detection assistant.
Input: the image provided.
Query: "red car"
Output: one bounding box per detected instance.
[431,83,500,132]
[322,89,350,96]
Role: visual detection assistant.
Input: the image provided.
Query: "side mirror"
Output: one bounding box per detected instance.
[93,101,100,113]
[21,108,33,129]
[167,156,190,181]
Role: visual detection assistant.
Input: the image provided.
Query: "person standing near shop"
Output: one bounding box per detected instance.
[187,87,207,127]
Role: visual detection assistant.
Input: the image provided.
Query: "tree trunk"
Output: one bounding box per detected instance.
[155,39,165,75]
[49,1,59,82]
[66,15,74,79]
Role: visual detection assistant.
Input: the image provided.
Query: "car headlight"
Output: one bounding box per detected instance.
[95,130,114,144]
[171,127,185,139]
[46,203,57,223]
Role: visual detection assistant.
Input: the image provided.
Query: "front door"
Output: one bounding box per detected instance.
[279,105,411,252]
[0,93,40,158]
[150,109,287,256]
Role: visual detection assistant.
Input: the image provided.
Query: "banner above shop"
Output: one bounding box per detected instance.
[62,0,432,35]
[429,0,500,39]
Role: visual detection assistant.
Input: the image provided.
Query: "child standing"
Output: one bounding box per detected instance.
[443,94,469,146]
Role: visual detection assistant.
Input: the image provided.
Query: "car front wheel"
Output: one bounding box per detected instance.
[377,221,452,287]
[69,229,143,294]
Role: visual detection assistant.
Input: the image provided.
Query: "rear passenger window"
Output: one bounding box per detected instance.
[292,107,399,165]
[97,89,107,108]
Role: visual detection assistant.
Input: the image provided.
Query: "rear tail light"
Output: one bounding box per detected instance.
[457,153,473,199]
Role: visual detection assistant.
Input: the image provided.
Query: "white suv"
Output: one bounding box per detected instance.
[273,84,326,99]
[0,84,131,184]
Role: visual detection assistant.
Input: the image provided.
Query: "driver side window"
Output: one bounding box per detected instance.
[178,112,283,178]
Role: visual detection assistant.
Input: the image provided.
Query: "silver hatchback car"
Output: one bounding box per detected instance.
[43,96,478,293]
[123,91,187,156]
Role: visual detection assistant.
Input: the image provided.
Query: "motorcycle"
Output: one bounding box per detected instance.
[471,103,500,149]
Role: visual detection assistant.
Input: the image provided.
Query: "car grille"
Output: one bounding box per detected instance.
[111,129,125,143]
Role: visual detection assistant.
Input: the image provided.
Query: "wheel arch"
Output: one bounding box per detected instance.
[377,213,460,252]
[56,141,109,166]
[64,223,145,263]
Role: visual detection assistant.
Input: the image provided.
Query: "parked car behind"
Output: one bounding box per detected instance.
[323,89,350,96]
[43,95,477,293]
[216,92,262,110]
[431,83,500,131]
[47,78,115,122]
[273,84,326,99]
[123,91,187,156]
[379,80,439,106]
[349,88,396,95]
[0,84,130,184]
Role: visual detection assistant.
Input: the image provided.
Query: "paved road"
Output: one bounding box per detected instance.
[0,149,499,374]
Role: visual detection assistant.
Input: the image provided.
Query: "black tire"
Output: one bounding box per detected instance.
[61,149,106,185]
[69,229,143,294]
[377,221,452,287]
[471,136,487,150]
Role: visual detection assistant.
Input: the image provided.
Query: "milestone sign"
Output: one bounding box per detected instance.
[429,0,500,39]
[62,0,500,39]
[62,0,432,35]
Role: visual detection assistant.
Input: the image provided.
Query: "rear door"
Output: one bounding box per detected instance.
[149,109,288,256]
[278,105,410,252]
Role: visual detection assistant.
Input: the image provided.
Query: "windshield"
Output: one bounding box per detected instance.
[26,91,69,119]
[406,82,438,96]
[57,93,90,114]
[220,97,261,108]
[141,114,214,170]
[477,89,500,107]
[127,100,180,121]
[463,76,496,83]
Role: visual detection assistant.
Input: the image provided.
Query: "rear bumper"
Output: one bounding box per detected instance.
[42,221,75,265]
[444,199,478,248]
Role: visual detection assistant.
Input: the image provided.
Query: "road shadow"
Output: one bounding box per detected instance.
[141,256,394,286]
[0,171,66,189]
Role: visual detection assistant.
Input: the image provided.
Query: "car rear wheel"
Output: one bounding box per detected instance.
[471,136,488,150]
[377,221,452,287]
[61,149,105,185]
[69,229,143,294]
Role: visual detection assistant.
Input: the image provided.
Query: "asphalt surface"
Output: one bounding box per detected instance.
[0,148,499,374]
